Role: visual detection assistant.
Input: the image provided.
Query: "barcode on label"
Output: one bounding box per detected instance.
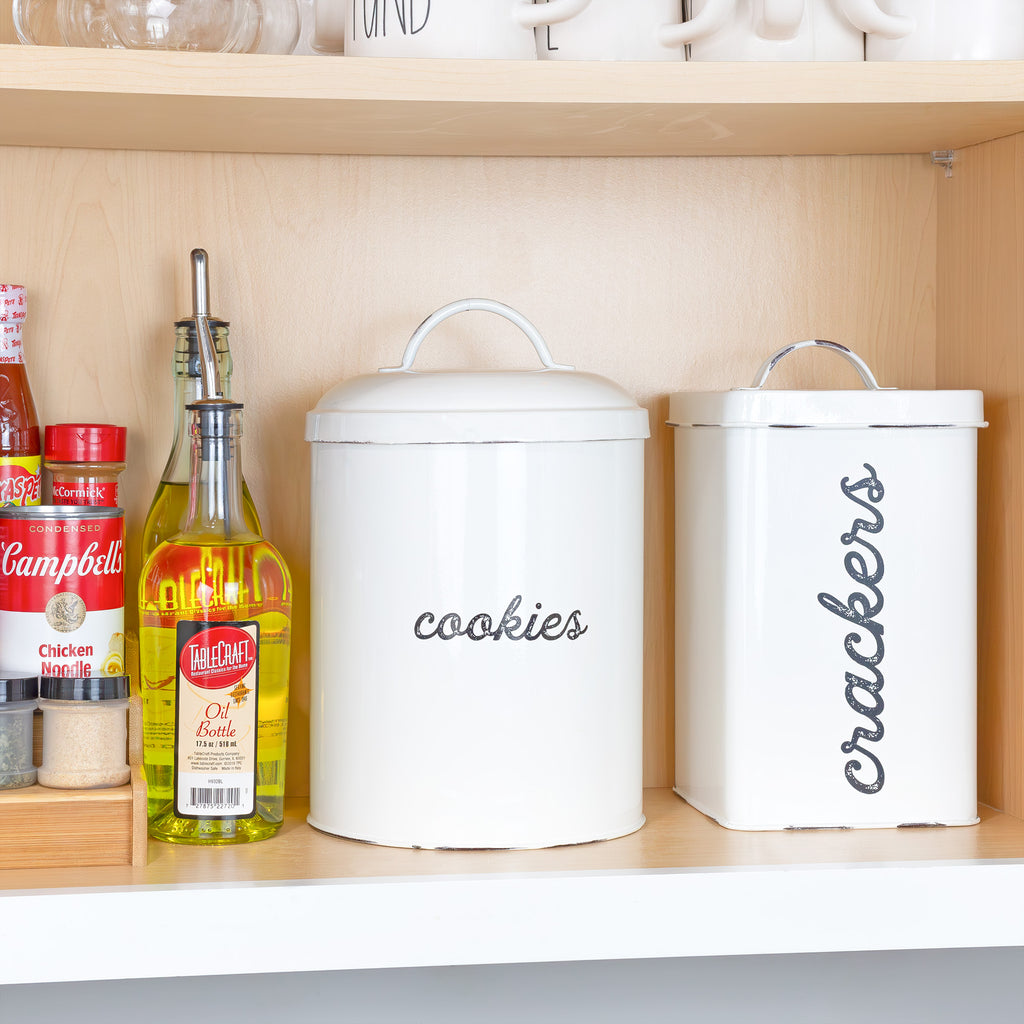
[189,787,241,809]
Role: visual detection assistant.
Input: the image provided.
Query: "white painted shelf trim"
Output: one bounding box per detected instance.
[5,857,1024,984]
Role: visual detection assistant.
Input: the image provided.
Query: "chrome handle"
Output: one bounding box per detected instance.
[742,339,890,391]
[380,298,574,374]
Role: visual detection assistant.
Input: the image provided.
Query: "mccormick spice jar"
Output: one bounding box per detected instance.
[668,340,985,831]
[0,675,38,790]
[0,506,125,679]
[306,299,649,850]
[37,675,129,789]
[44,423,127,507]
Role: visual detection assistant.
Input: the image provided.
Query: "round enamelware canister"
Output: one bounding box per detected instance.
[305,299,650,849]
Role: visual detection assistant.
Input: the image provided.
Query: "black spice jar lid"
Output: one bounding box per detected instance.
[40,676,129,701]
[0,676,38,703]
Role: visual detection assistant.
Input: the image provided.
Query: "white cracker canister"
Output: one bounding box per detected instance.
[669,340,985,830]
[0,506,125,678]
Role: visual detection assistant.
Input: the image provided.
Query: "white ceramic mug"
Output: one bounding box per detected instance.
[866,1,1024,60]
[666,0,912,61]
[533,0,686,61]
[346,0,590,58]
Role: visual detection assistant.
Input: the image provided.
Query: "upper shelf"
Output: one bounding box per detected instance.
[4,45,1024,157]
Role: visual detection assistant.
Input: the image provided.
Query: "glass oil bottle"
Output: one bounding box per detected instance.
[139,257,291,845]
[141,249,261,563]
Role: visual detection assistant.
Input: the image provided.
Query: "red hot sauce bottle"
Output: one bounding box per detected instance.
[0,285,41,506]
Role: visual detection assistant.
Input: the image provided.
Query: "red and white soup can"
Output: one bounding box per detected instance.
[0,506,125,678]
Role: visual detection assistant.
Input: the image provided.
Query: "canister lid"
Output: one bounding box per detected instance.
[667,340,987,429]
[40,676,129,701]
[668,389,986,429]
[306,300,650,444]
[0,676,37,703]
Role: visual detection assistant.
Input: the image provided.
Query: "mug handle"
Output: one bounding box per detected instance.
[379,298,575,374]
[516,0,593,30]
[836,0,915,40]
[754,0,804,41]
[659,0,734,48]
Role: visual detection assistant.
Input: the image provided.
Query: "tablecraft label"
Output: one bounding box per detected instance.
[816,463,886,796]
[414,595,589,642]
[174,620,259,820]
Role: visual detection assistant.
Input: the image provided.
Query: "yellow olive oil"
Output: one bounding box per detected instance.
[140,403,291,845]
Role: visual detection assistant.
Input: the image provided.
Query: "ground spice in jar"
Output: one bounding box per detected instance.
[37,675,130,789]
[0,676,37,790]
[44,423,127,507]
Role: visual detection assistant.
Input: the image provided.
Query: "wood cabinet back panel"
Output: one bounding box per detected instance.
[0,146,936,793]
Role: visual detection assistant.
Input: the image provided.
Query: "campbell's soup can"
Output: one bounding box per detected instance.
[0,506,125,678]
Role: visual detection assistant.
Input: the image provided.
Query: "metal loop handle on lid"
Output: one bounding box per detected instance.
[379,298,575,373]
[742,339,892,391]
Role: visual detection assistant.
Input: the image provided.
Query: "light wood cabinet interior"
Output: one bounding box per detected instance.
[4,145,939,799]
[0,46,1017,825]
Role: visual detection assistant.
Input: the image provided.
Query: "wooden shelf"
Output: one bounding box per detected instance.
[4,789,1024,984]
[4,46,1024,156]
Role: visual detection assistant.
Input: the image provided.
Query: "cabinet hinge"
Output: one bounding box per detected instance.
[931,150,956,179]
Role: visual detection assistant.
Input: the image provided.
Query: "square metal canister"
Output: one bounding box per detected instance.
[668,340,986,830]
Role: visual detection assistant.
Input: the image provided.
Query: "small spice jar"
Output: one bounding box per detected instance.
[44,423,127,507]
[0,676,38,790]
[38,675,130,789]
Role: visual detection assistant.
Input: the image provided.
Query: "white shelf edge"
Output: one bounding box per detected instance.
[6,858,1024,984]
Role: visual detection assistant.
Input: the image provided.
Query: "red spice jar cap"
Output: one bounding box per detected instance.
[45,423,127,463]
